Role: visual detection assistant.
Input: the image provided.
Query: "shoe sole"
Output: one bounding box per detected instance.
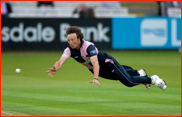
[145,84,151,89]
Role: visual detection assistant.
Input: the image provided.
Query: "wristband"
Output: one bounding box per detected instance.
[93,78,98,80]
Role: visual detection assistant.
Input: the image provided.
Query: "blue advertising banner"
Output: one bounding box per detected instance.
[112,17,181,49]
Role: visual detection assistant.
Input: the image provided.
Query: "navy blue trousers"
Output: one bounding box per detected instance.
[89,53,151,87]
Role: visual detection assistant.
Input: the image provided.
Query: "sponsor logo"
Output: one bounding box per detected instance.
[143,28,165,37]
[74,56,79,58]
[90,50,97,55]
[1,22,110,43]
[141,18,180,47]
[141,19,167,46]
[63,51,66,55]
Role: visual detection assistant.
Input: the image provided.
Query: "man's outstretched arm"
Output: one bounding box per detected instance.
[46,56,68,77]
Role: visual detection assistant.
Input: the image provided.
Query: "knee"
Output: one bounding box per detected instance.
[125,82,135,87]
[119,80,135,87]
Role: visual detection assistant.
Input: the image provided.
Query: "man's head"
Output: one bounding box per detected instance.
[66,26,84,49]
[78,3,87,12]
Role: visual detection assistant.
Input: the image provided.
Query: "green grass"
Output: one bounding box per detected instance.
[1,50,181,116]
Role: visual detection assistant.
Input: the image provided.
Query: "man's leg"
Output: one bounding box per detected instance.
[103,53,167,90]
[104,56,151,87]
[107,61,167,90]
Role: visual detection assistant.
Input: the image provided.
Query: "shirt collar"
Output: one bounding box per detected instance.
[69,39,84,51]
[80,39,84,48]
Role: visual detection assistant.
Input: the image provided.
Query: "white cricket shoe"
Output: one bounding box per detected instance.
[151,75,167,90]
[138,69,151,89]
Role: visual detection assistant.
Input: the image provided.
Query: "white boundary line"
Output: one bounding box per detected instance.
[1,111,14,115]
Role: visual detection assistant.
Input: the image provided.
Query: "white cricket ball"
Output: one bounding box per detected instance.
[15,68,21,73]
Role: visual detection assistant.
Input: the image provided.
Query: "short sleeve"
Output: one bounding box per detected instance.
[87,45,97,57]
[62,47,71,58]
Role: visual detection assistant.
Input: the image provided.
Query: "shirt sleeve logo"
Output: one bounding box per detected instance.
[90,50,97,55]
[63,51,66,55]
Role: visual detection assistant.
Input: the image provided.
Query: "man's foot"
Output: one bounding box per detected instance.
[151,75,167,90]
[138,69,151,89]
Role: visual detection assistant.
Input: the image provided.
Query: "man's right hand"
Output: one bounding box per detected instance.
[90,78,101,86]
[46,66,56,77]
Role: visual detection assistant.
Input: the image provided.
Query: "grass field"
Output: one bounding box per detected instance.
[1,50,181,116]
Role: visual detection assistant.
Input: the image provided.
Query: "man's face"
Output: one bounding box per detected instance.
[67,33,81,49]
